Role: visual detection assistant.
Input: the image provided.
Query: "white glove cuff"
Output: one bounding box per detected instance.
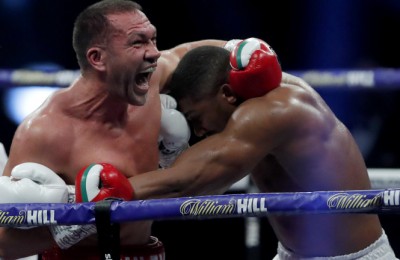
[224,39,242,52]
[50,224,97,249]
[159,142,189,169]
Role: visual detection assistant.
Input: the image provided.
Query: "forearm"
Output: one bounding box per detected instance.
[170,39,227,59]
[130,139,245,200]
[130,162,237,200]
[0,227,54,259]
[129,167,188,200]
[186,39,227,49]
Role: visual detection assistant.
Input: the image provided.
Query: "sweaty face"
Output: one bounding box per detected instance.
[106,10,161,105]
[179,95,232,138]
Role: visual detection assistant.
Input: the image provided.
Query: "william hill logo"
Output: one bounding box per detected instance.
[179,197,268,217]
[0,210,57,226]
[327,193,382,209]
[327,190,400,209]
[384,190,400,206]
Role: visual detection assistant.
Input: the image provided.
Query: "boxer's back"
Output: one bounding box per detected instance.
[250,82,382,256]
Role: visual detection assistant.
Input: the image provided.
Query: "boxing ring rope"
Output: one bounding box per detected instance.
[1,68,400,88]
[0,189,400,228]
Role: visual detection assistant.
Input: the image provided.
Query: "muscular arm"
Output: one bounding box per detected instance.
[0,115,67,258]
[155,40,227,92]
[3,113,69,178]
[131,74,329,199]
[130,98,284,199]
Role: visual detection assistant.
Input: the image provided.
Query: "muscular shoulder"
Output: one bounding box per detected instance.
[9,101,73,171]
[230,81,335,146]
[18,111,70,142]
[270,75,332,123]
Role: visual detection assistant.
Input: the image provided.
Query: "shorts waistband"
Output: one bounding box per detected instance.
[276,230,397,260]
[41,236,165,260]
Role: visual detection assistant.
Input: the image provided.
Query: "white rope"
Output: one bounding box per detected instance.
[229,169,400,192]
[368,168,400,189]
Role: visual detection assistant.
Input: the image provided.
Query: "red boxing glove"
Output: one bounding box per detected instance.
[75,163,134,202]
[229,38,282,100]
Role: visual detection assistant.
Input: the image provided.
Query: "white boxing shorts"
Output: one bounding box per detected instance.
[273,230,398,260]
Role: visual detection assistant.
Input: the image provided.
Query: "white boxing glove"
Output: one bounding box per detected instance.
[159,94,191,168]
[224,39,242,52]
[0,162,74,203]
[160,93,177,110]
[0,142,8,175]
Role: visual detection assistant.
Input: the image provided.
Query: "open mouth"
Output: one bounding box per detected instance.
[135,67,156,87]
[135,72,149,87]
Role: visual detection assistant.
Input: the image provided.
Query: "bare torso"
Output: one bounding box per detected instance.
[7,78,161,254]
[250,76,382,256]
[0,39,228,259]
[128,72,383,257]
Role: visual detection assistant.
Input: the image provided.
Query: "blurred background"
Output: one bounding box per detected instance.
[0,0,400,259]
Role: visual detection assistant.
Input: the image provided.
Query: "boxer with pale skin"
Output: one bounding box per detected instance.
[2,2,395,258]
[127,41,398,259]
[0,0,226,259]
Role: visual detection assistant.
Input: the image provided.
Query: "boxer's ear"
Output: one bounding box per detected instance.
[87,47,106,71]
[221,84,237,104]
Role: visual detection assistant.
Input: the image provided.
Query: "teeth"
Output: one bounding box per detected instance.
[141,67,156,73]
